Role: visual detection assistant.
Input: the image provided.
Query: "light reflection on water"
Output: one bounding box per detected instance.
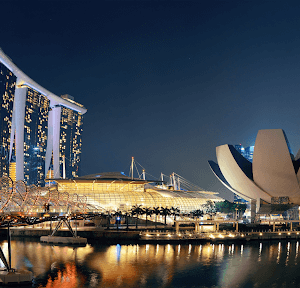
[3,239,300,287]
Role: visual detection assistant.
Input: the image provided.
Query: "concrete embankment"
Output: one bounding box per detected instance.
[139,231,300,243]
[2,227,140,242]
[3,227,300,244]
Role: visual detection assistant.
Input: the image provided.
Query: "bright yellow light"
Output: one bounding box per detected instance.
[168,234,171,237]
[218,234,224,238]
[209,234,215,239]
[157,234,159,236]
[259,233,262,236]
[279,233,281,235]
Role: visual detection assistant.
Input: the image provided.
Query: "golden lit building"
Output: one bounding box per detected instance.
[54,172,223,212]
[9,161,16,182]
[0,61,15,178]
[0,48,87,187]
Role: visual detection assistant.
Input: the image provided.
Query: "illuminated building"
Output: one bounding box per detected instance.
[54,172,224,212]
[209,129,300,213]
[0,61,16,178]
[234,144,245,156]
[60,95,84,179]
[8,162,16,182]
[234,144,254,162]
[0,48,87,186]
[244,146,254,162]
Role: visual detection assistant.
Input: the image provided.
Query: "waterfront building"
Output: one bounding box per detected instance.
[53,172,224,213]
[209,129,300,214]
[0,48,87,186]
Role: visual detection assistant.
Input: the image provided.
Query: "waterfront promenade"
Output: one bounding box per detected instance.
[6,222,300,244]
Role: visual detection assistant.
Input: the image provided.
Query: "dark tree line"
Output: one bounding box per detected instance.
[215,200,247,215]
[103,206,181,229]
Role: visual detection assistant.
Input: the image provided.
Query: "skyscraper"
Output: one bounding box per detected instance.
[0,62,16,178]
[0,48,87,186]
[234,144,254,162]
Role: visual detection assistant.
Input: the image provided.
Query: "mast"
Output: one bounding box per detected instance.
[172,172,177,190]
[142,169,145,180]
[131,157,134,180]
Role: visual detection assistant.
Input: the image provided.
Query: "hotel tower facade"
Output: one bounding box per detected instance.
[0,48,87,186]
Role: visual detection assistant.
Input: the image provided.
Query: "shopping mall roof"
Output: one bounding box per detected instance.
[48,172,158,183]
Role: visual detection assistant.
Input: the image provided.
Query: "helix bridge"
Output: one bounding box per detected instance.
[0,176,101,227]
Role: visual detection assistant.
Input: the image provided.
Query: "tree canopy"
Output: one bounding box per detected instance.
[215,200,247,214]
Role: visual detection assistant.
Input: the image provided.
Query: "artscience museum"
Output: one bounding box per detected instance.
[209,129,300,216]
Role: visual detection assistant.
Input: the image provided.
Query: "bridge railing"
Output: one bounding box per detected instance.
[0,176,94,213]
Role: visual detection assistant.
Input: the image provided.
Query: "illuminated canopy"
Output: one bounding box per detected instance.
[52,172,224,212]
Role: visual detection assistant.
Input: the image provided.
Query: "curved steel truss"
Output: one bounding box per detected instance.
[0,177,95,213]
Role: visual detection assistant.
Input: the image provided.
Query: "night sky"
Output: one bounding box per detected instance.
[1,0,300,200]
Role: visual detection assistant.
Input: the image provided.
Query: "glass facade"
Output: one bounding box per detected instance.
[56,179,223,213]
[60,106,83,179]
[244,146,254,162]
[23,87,50,186]
[234,144,254,162]
[0,63,16,178]
[234,144,245,155]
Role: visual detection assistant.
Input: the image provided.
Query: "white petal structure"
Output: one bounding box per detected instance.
[253,129,300,204]
[209,129,300,208]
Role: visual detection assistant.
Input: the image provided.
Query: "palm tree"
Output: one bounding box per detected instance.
[160,207,171,226]
[105,211,111,230]
[143,207,153,227]
[112,210,123,230]
[171,207,180,222]
[130,205,143,229]
[191,209,203,219]
[153,207,161,228]
[124,211,130,230]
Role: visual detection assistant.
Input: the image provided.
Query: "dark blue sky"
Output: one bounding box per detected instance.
[1,0,300,199]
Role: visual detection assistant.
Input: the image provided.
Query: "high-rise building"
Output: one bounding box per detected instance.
[234,144,245,155]
[232,144,254,203]
[0,62,16,178]
[0,48,87,186]
[244,146,254,162]
[59,95,84,179]
[234,144,254,162]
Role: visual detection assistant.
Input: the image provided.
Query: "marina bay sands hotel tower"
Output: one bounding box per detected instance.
[0,48,87,186]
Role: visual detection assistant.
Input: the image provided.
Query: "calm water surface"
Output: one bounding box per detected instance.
[3,239,300,288]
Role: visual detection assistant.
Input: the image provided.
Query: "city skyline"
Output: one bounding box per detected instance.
[0,49,86,186]
[1,1,300,199]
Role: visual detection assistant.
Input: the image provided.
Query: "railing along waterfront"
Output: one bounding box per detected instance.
[0,176,97,213]
[140,230,300,242]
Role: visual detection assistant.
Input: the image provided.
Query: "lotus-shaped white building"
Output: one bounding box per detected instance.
[209,129,300,212]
